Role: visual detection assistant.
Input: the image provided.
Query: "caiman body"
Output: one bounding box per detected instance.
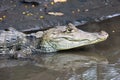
[0,23,108,57]
[0,27,27,52]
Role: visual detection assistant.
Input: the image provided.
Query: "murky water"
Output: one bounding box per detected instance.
[0,16,120,80]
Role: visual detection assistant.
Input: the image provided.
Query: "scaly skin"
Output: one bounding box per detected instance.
[39,23,108,52]
[0,27,27,49]
[0,23,108,56]
[0,27,30,57]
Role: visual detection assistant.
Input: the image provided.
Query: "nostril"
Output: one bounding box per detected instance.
[99,31,107,35]
[98,30,109,38]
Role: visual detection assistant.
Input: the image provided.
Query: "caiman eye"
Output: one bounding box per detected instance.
[66,27,73,33]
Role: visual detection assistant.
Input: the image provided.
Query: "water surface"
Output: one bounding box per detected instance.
[0,16,120,80]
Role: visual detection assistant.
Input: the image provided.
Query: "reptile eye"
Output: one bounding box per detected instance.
[66,28,73,33]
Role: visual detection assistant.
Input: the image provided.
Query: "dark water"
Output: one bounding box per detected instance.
[0,0,120,80]
[0,16,120,80]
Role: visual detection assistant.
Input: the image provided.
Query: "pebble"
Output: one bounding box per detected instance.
[72,11,75,14]
[22,12,26,15]
[77,9,80,12]
[85,9,89,12]
[32,5,35,7]
[0,18,3,21]
[40,16,44,19]
[51,2,54,5]
[0,15,6,22]
[3,15,6,19]
[54,0,67,3]
[48,12,64,16]
[39,8,43,12]
[25,5,28,8]
[112,30,115,33]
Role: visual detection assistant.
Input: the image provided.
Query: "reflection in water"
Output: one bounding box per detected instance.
[97,64,120,80]
[34,52,108,71]
[0,16,120,80]
[82,67,97,80]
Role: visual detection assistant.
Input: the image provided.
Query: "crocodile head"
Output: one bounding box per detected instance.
[40,23,109,52]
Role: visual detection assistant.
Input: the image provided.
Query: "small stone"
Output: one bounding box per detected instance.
[26,13,30,16]
[112,30,115,32]
[54,0,67,3]
[39,8,43,12]
[72,11,75,14]
[25,5,28,8]
[77,9,80,12]
[29,13,33,16]
[10,1,13,3]
[3,15,6,19]
[32,5,35,7]
[40,16,44,19]
[85,9,89,12]
[51,2,54,5]
[48,12,64,16]
[22,12,26,15]
[14,4,16,7]
[0,18,3,21]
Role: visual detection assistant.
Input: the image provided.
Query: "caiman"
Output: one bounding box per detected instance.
[0,23,108,57]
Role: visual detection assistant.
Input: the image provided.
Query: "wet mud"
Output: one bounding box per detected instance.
[0,0,120,30]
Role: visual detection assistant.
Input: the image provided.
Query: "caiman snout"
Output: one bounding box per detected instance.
[98,30,109,40]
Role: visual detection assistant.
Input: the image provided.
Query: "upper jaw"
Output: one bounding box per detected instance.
[54,30,109,44]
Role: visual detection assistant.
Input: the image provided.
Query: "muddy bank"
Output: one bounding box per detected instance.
[0,0,120,31]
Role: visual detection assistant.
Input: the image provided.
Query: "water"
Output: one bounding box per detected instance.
[0,16,120,80]
[0,0,120,79]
